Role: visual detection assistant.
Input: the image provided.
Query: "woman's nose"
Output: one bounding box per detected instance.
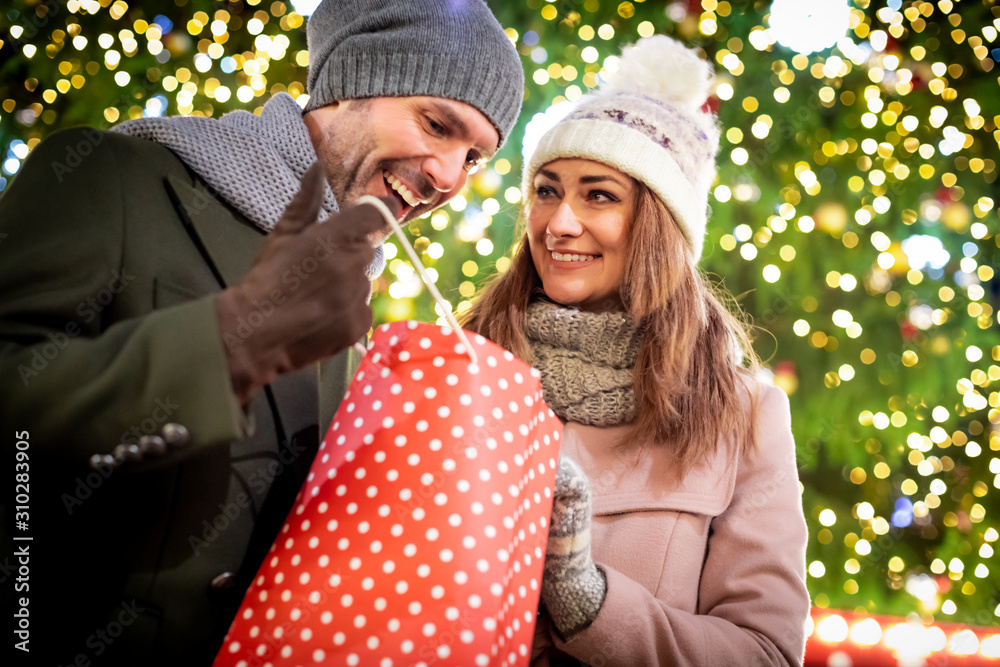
[546,201,583,238]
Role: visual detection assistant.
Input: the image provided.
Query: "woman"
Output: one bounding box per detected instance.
[461,35,810,665]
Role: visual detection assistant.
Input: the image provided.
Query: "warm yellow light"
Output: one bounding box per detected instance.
[850,618,882,646]
[949,629,979,655]
[475,238,494,256]
[816,615,849,643]
[832,309,853,328]
[481,198,500,216]
[981,635,1000,658]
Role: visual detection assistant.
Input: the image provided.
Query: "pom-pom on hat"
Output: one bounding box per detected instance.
[304,0,524,148]
[523,35,720,260]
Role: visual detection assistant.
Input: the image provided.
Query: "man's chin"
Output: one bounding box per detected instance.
[401,201,437,225]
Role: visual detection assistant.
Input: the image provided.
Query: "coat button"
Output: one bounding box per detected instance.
[113,443,142,463]
[138,435,167,456]
[89,453,117,470]
[210,572,238,590]
[161,423,191,448]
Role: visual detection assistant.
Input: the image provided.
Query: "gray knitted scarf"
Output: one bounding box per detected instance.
[525,300,643,427]
[112,92,384,277]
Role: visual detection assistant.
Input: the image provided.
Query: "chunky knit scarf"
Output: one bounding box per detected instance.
[525,300,643,427]
[112,92,384,277]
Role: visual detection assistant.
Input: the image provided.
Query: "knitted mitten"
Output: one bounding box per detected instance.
[541,454,608,639]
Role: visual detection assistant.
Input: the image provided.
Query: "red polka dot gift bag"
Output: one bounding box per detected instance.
[213,198,563,667]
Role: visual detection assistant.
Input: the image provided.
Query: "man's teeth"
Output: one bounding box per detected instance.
[551,252,596,262]
[384,171,426,208]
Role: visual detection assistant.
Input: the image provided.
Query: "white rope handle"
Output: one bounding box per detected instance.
[357,196,478,366]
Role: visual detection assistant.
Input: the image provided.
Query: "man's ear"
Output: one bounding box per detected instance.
[306,100,342,118]
[303,102,343,145]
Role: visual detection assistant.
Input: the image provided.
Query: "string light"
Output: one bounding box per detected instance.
[808,608,1000,665]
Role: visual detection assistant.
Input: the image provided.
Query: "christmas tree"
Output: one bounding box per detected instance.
[1,0,997,648]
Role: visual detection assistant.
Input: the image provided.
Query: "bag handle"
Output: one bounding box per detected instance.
[356,196,478,366]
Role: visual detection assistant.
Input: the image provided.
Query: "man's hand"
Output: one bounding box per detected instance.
[215,161,396,405]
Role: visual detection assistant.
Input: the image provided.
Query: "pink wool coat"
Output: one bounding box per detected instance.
[532,383,810,666]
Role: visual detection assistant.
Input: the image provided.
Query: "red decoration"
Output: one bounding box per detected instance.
[935,186,956,203]
[214,321,563,667]
[805,608,1000,667]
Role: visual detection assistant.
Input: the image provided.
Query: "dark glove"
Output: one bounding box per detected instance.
[215,161,396,404]
[541,454,607,639]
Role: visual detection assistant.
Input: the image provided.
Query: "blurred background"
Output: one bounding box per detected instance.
[1,0,998,663]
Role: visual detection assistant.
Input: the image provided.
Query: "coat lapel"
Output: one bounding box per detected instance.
[164,173,264,288]
[163,172,321,458]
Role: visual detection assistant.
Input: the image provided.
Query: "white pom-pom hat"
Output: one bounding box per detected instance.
[523,34,720,261]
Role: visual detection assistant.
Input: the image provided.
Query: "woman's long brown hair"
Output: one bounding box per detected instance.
[460,181,760,475]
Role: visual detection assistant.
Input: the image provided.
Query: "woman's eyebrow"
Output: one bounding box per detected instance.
[536,170,626,187]
[579,174,627,187]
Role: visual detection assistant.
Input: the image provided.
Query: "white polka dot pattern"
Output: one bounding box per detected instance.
[214,321,562,667]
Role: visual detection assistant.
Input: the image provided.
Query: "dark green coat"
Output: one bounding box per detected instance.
[0,127,357,665]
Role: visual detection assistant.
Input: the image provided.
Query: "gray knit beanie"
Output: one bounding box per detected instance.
[304,0,525,148]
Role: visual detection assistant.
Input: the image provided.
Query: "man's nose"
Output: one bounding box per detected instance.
[423,147,467,194]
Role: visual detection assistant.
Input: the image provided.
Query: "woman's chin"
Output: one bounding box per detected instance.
[540,289,583,309]
[541,291,623,313]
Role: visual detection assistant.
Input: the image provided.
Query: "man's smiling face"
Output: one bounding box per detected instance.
[306,96,500,223]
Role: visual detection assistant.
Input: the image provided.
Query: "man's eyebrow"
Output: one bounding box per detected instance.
[430,101,497,159]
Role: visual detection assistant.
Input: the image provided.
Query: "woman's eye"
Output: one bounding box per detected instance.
[535,185,556,198]
[590,190,618,202]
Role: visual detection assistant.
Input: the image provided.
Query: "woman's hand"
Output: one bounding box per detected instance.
[541,454,607,639]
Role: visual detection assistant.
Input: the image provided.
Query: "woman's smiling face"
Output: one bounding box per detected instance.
[526,158,635,312]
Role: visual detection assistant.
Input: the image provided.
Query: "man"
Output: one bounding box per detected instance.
[0,0,523,663]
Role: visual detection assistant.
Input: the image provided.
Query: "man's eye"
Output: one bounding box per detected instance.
[427,117,445,135]
[465,150,483,172]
